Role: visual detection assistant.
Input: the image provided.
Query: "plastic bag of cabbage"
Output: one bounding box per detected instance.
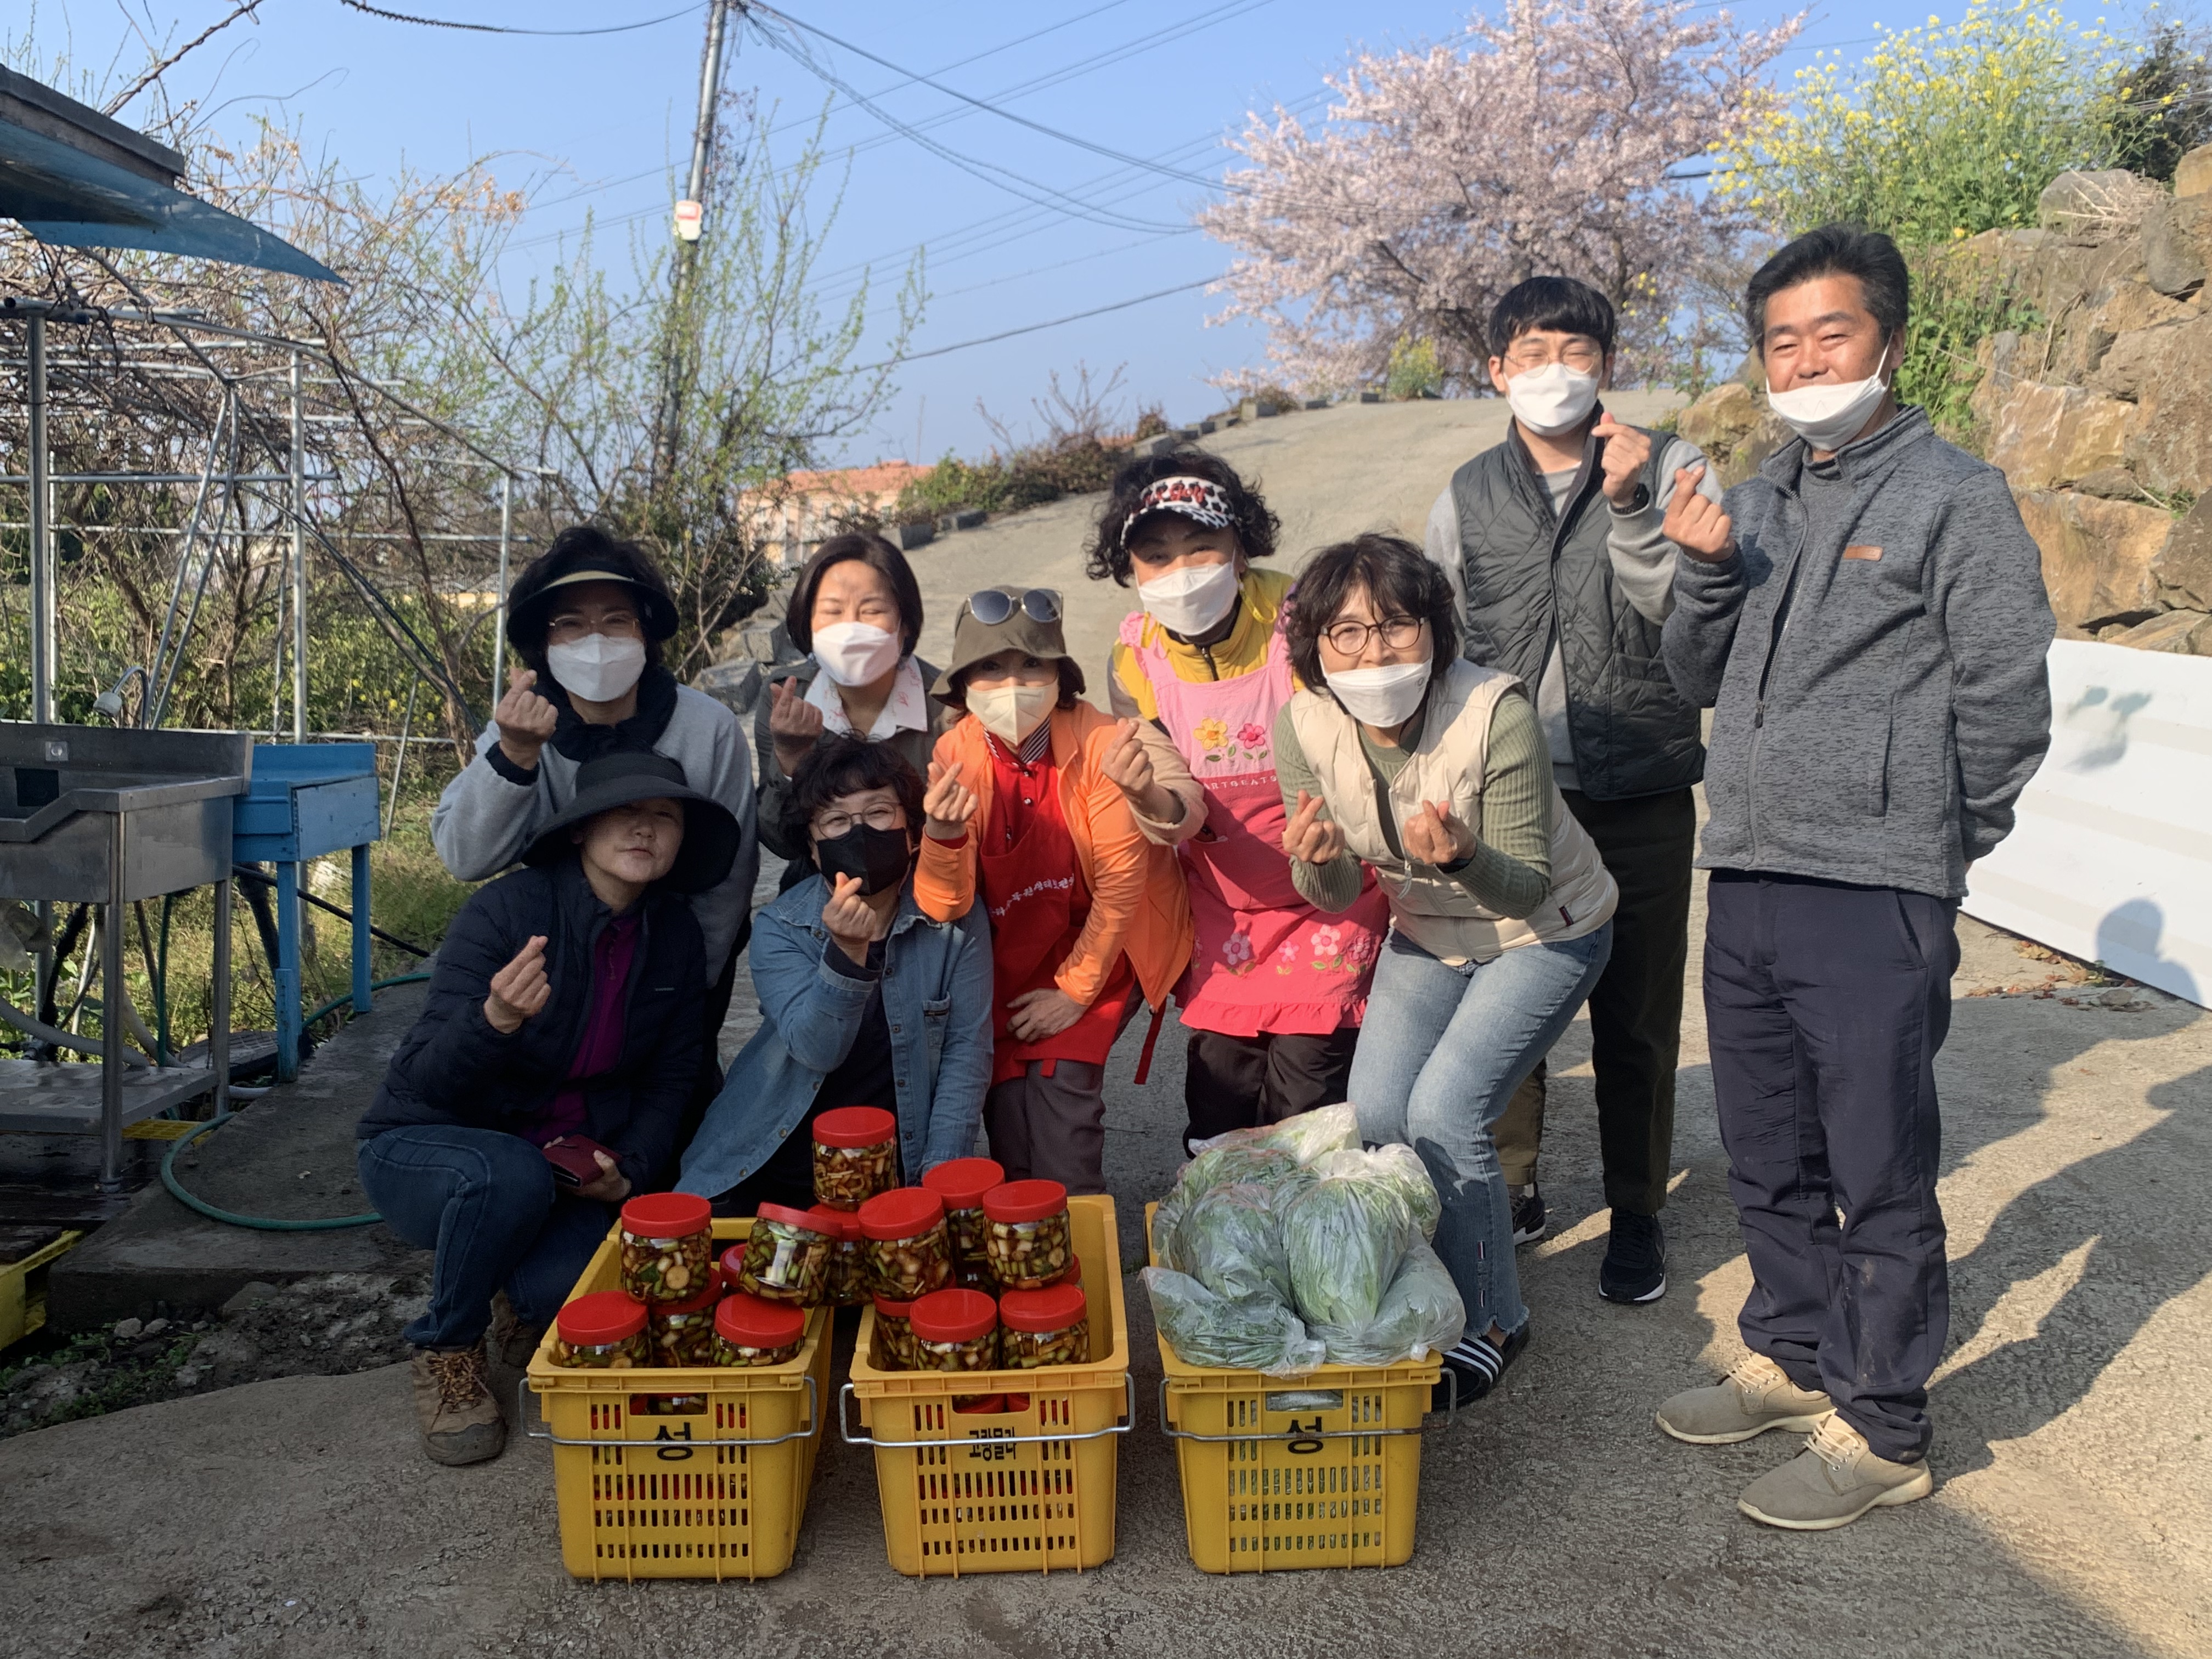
[1142,1268,1325,1376]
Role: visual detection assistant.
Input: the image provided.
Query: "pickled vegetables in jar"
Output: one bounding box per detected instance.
[910,1287,1000,1375]
[922,1156,1004,1286]
[733,1204,833,1306]
[647,1269,725,1365]
[859,1188,953,1301]
[618,1193,714,1304]
[711,1292,806,1368]
[982,1180,1074,1288]
[998,1283,1090,1369]
[871,1294,918,1371]
[811,1105,899,1211]
[806,1203,869,1306]
[553,1290,648,1368]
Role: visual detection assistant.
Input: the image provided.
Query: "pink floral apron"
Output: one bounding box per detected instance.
[1120,611,1387,1036]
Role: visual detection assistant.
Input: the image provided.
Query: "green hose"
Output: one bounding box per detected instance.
[160,972,431,1232]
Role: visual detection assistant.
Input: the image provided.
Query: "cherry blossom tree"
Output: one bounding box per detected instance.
[1199,0,1802,394]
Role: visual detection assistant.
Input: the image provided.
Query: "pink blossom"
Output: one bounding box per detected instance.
[1236,721,1269,749]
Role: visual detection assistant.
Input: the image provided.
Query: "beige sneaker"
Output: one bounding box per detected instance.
[1737,1415,1934,1530]
[410,1342,507,1466]
[1655,1352,1836,1444]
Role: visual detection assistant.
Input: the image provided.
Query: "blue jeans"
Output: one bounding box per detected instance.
[357,1125,616,1350]
[1350,923,1612,1338]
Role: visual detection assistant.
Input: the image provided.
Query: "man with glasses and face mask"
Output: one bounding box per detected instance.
[1422,276,1720,1308]
[433,527,759,1141]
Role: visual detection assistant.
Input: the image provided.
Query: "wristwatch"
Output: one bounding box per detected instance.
[1615,481,1652,514]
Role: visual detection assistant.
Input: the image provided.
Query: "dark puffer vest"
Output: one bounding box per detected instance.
[1446,420,1703,801]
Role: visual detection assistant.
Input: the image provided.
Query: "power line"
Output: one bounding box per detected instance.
[854,276,1217,371]
[333,0,702,36]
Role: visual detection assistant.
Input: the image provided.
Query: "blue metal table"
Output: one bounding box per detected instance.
[230,743,382,1082]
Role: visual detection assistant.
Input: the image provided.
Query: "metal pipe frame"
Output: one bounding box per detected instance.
[289,349,308,744]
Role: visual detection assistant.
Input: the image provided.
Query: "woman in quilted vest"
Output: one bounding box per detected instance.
[1273,533,1617,1408]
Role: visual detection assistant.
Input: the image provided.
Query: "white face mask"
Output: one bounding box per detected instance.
[1505,362,1601,438]
[1766,342,1896,452]
[545,634,647,704]
[1137,560,1242,637]
[1325,660,1430,727]
[811,621,902,688]
[967,681,1057,746]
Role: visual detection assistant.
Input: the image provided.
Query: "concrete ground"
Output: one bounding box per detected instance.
[3,398,2207,1655]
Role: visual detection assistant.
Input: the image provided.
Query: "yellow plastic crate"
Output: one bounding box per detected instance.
[844,1193,1132,1577]
[1148,1203,1446,1572]
[0,1229,82,1352]
[523,1217,830,1581]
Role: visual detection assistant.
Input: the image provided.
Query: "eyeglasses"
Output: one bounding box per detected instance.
[547,611,642,644]
[1503,340,1605,373]
[1322,615,1425,656]
[812,803,906,839]
[966,588,1062,625]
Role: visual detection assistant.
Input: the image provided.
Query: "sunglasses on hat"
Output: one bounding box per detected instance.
[965,588,1063,625]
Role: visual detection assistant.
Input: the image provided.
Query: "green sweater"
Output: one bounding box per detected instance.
[1272,687,1553,918]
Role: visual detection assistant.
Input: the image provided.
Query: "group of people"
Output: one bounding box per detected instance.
[357,222,2056,1535]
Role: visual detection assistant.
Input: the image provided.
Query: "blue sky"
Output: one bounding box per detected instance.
[13,0,2176,466]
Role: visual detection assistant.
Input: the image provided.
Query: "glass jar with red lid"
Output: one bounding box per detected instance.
[811,1105,899,1210]
[554,1290,648,1368]
[859,1188,953,1301]
[619,1192,714,1303]
[712,1292,806,1368]
[998,1283,1090,1368]
[982,1180,1074,1287]
[806,1204,869,1306]
[731,1204,833,1306]
[922,1156,1004,1286]
[910,1287,1001,1373]
[646,1267,725,1365]
[871,1292,919,1371]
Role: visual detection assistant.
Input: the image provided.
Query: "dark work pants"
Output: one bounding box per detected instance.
[1494,786,1695,1214]
[1703,871,1959,1464]
[1182,1027,1361,1154]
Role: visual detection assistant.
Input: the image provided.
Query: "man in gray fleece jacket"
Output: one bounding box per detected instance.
[1654,226,2054,1532]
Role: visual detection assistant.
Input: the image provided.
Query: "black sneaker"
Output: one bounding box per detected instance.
[1510,1184,1547,1246]
[1599,1210,1667,1305]
[1431,1321,1531,1413]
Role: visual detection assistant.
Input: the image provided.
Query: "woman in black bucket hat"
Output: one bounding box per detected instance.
[358,751,738,1468]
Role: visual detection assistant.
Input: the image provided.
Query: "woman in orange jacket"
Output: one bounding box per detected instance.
[915,586,1192,1193]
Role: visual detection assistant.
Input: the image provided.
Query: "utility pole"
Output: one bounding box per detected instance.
[653,0,731,494]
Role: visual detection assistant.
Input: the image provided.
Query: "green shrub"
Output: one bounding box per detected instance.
[1899,250,2042,449]
[1384,338,1443,400]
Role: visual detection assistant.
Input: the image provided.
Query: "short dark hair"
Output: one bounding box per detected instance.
[1085,448,1280,586]
[1745,224,1910,351]
[786,531,924,657]
[1488,276,1616,358]
[943,658,1084,713]
[785,735,925,853]
[506,524,678,672]
[1283,533,1461,692]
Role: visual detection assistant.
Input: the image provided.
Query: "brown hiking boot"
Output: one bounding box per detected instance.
[1655,1352,1835,1444]
[488,1291,546,1371]
[410,1342,506,1466]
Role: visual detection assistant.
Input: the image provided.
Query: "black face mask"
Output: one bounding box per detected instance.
[814,822,913,896]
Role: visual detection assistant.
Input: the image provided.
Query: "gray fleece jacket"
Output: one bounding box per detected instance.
[431,684,759,967]
[1662,407,2054,899]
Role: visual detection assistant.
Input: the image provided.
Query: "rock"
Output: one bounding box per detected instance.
[2038,170,2152,236]
[2014,489,2176,628]
[2074,466,2145,499]
[2048,281,2195,382]
[2104,609,2212,654]
[2113,314,2212,494]
[142,1318,168,1336]
[1675,380,1762,455]
[111,1317,143,1340]
[1240,398,1281,420]
[2153,496,2212,611]
[1985,382,2140,489]
[2176,144,2212,201]
[2141,194,2212,297]
[2097,984,2152,1009]
[219,1281,283,1318]
[1302,398,1329,410]
[691,657,763,717]
[893,521,934,551]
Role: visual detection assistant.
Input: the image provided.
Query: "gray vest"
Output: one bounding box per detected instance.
[1447,421,1704,801]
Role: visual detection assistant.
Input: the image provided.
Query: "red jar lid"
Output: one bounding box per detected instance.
[983,1179,1068,1224]
[754,1201,828,1235]
[658,1267,724,1316]
[714,1292,805,1350]
[873,1293,918,1318]
[858,1187,946,1241]
[812,1105,897,1148]
[805,1203,862,1241]
[620,1192,711,1237]
[999,1284,1086,1333]
[922,1156,1006,1207]
[1047,1258,1084,1288]
[717,1244,747,1284]
[557,1289,647,1346]
[910,1287,997,1345]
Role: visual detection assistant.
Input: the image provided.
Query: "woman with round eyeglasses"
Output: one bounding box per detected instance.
[677,736,992,1214]
[913,586,1193,1194]
[1273,533,1617,1408]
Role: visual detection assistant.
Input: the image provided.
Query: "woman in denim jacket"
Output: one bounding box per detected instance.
[678,738,992,1209]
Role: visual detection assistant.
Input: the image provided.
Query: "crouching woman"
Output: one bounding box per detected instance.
[357,751,737,1466]
[677,737,994,1211]
[1274,533,1616,1408]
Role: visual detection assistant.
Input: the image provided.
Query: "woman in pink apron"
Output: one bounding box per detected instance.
[1085,455,1387,1154]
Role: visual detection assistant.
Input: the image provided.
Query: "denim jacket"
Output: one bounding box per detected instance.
[676,872,992,1199]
